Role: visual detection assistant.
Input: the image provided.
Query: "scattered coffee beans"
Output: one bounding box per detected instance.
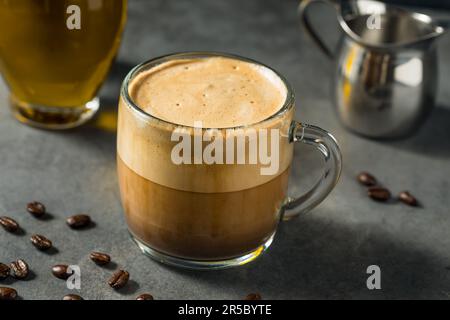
[108,270,129,289]
[368,187,391,202]
[0,216,19,233]
[0,287,17,300]
[357,172,421,208]
[52,265,72,280]
[0,263,10,280]
[66,214,91,229]
[63,294,83,300]
[136,293,154,300]
[30,234,53,251]
[357,172,377,186]
[90,252,111,266]
[10,259,29,279]
[399,191,418,207]
[27,201,46,218]
[245,293,262,300]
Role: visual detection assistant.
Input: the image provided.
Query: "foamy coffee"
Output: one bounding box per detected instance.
[117,55,295,260]
[130,57,287,128]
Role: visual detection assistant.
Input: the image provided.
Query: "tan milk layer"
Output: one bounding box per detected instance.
[118,56,294,193]
[129,57,287,128]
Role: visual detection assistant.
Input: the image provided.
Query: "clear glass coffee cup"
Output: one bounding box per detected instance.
[117,52,342,270]
[0,0,127,130]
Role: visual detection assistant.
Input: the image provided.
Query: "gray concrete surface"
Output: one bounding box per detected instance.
[1,0,450,300]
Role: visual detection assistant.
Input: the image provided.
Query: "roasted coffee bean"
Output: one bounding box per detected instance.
[245,293,262,300]
[368,187,391,202]
[52,265,72,280]
[63,294,83,300]
[90,252,111,265]
[357,172,377,186]
[0,263,10,280]
[399,191,418,207]
[108,270,129,289]
[0,287,17,300]
[30,234,52,250]
[26,201,46,218]
[136,293,154,300]
[0,216,19,233]
[10,259,29,279]
[66,214,91,229]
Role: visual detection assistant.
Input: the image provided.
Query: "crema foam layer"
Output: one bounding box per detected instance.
[118,56,294,192]
[129,57,287,128]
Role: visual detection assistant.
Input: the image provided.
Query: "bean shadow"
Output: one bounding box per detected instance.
[1,277,16,286]
[11,227,26,237]
[21,270,37,282]
[159,213,449,299]
[116,279,140,295]
[102,261,119,271]
[40,247,59,256]
[383,105,450,159]
[2,270,37,285]
[68,221,97,233]
[34,212,55,222]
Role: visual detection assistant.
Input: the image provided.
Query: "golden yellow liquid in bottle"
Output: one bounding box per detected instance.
[0,0,127,128]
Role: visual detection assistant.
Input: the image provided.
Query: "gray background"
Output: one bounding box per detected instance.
[1,0,450,300]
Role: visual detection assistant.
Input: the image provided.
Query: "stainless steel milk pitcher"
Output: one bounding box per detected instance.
[299,0,445,139]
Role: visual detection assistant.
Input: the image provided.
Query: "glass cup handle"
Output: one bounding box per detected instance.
[282,121,342,220]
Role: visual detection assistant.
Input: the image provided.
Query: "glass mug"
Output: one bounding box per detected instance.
[117,52,342,270]
[0,0,127,130]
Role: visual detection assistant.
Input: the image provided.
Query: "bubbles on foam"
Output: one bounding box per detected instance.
[252,64,287,98]
[129,56,288,128]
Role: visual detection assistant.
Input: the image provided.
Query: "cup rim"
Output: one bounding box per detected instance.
[120,51,295,130]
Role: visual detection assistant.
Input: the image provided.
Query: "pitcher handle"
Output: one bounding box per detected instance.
[298,0,339,60]
[282,121,342,220]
